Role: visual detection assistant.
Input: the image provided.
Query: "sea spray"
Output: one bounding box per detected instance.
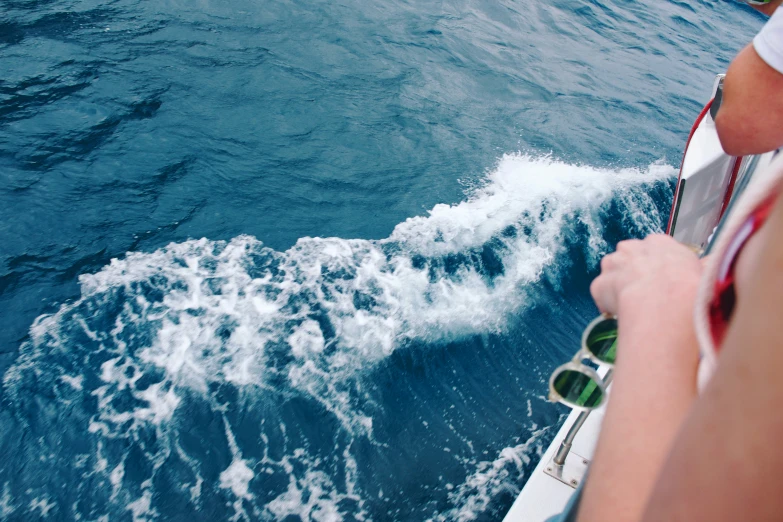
[3,155,674,521]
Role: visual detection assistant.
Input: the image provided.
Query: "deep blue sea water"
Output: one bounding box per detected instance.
[0,1,766,520]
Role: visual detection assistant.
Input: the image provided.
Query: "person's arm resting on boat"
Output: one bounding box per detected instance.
[575,236,702,522]
[640,195,783,521]
[716,7,783,156]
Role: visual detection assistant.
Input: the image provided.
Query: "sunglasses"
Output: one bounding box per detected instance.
[745,0,772,4]
[548,314,618,411]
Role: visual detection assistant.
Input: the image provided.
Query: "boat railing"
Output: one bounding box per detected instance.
[544,370,612,488]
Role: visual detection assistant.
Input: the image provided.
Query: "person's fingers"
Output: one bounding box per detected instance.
[600,251,626,273]
[589,276,604,309]
[600,253,615,273]
[647,233,688,253]
[591,233,704,319]
[647,233,675,243]
[590,274,618,315]
[615,238,642,253]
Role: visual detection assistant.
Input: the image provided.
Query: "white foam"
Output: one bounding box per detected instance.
[218,416,256,520]
[0,483,15,518]
[60,374,83,391]
[126,490,153,522]
[6,154,674,521]
[288,320,326,358]
[220,459,254,499]
[189,475,203,503]
[431,428,550,522]
[266,450,352,522]
[220,418,255,500]
[94,442,108,473]
[29,496,55,518]
[110,462,124,500]
[125,480,158,522]
[135,383,180,425]
[18,156,670,438]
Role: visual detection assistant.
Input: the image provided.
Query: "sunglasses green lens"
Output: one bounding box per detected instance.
[585,317,618,365]
[552,369,605,409]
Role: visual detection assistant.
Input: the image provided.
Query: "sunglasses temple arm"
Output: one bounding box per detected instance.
[552,369,614,466]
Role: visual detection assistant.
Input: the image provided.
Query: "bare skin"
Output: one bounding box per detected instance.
[716,37,783,155]
[577,203,775,522]
[639,196,783,521]
[576,236,702,522]
[571,5,783,520]
[554,5,783,519]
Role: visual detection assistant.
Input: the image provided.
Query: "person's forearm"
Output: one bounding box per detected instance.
[642,198,783,522]
[578,288,699,522]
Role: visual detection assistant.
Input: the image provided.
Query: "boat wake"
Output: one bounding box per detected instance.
[429,427,551,522]
[2,154,673,521]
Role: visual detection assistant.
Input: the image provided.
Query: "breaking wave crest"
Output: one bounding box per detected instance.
[2,154,673,521]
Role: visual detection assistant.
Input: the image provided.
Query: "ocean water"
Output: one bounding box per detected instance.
[0,1,764,520]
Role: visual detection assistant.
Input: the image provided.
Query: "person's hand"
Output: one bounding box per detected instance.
[590,234,703,317]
